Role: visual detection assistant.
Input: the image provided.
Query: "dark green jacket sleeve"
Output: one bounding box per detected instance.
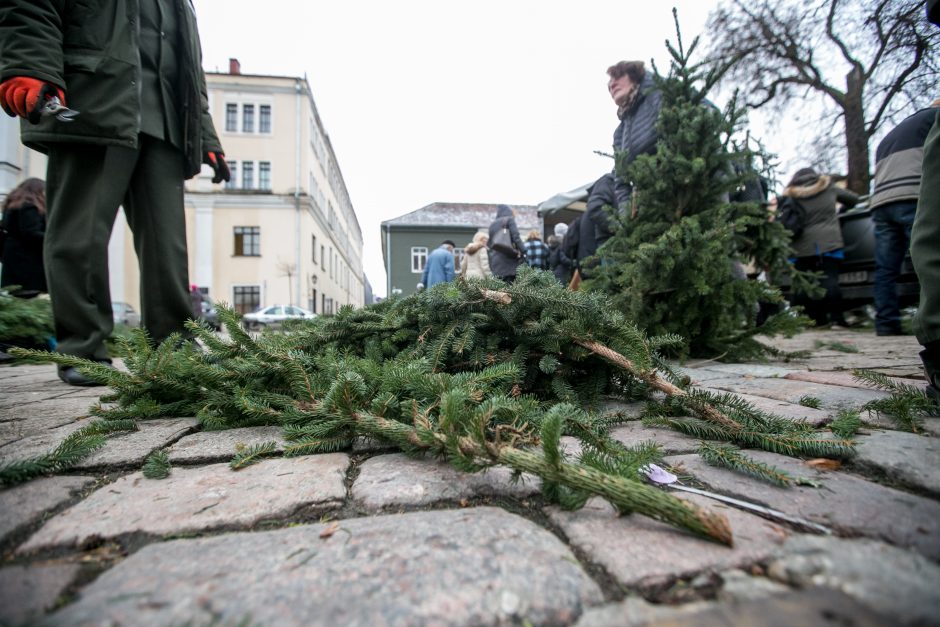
[0,0,66,89]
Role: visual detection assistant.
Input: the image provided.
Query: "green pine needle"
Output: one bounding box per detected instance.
[829,409,862,439]
[230,441,279,470]
[854,369,939,433]
[799,395,822,409]
[142,450,171,479]
[698,442,799,487]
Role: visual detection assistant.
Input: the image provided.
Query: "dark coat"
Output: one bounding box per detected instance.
[1,203,47,294]
[577,207,598,276]
[783,175,859,258]
[612,74,664,207]
[487,205,525,279]
[547,239,573,284]
[0,0,222,179]
[585,173,618,247]
[563,216,581,266]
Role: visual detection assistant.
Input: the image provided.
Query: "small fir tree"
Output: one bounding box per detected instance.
[587,12,808,359]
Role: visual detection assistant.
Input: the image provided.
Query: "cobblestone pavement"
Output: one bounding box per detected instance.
[1,329,938,626]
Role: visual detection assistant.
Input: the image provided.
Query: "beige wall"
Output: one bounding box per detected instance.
[111,71,365,316]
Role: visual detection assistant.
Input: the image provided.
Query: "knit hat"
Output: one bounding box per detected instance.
[788,167,819,187]
[554,223,569,238]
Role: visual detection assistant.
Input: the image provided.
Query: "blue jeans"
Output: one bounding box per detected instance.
[873,200,917,333]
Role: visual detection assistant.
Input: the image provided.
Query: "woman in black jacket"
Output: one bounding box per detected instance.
[487,204,526,282]
[1,178,47,297]
[782,167,859,328]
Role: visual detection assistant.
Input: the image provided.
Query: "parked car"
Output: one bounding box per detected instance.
[199,302,221,331]
[774,199,920,313]
[242,305,316,330]
[112,301,140,328]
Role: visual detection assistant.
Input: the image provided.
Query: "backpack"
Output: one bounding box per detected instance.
[777,196,807,238]
[489,217,517,256]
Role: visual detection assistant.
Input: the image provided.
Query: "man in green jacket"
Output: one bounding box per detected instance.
[0,0,229,385]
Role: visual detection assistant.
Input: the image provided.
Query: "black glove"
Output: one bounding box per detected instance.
[205,151,231,184]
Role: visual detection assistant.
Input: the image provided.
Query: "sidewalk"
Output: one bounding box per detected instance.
[1,329,938,625]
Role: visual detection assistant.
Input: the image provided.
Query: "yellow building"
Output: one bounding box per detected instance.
[108,59,365,315]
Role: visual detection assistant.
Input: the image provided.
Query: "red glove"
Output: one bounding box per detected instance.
[204,151,231,184]
[0,77,65,124]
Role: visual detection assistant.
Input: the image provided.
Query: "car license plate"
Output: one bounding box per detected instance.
[839,271,867,283]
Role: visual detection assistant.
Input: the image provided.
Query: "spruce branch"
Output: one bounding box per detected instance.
[142,450,171,479]
[230,441,279,470]
[854,369,938,433]
[699,442,798,487]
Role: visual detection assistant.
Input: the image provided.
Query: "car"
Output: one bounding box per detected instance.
[199,302,221,331]
[773,199,920,314]
[112,301,141,328]
[242,305,316,330]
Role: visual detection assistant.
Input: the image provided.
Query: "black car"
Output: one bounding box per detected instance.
[774,200,920,312]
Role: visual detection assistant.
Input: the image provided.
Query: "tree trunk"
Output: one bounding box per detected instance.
[843,67,870,194]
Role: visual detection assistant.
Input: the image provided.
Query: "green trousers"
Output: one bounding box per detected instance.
[44,134,192,360]
[913,111,940,349]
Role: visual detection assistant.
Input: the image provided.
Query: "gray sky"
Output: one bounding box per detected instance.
[193,1,733,297]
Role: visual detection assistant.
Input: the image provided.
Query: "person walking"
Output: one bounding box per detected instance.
[421,240,456,289]
[460,232,491,279]
[0,0,230,385]
[487,204,525,283]
[1,178,47,298]
[869,101,939,336]
[523,230,550,271]
[782,168,859,328]
[547,235,572,284]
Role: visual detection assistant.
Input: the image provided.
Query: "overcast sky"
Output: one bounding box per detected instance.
[194,1,764,297]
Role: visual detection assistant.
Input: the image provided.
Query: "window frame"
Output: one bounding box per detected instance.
[232,284,261,315]
[411,247,428,274]
[233,226,261,257]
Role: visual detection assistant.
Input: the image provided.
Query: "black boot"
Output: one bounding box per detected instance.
[920,341,940,405]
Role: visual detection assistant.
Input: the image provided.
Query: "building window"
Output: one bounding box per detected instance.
[226,160,237,189]
[234,226,260,256]
[259,161,271,190]
[225,104,238,132]
[411,247,428,273]
[311,235,317,262]
[310,289,317,313]
[453,248,465,271]
[329,247,334,279]
[259,105,271,133]
[242,160,254,189]
[242,104,254,133]
[320,245,325,270]
[233,285,261,314]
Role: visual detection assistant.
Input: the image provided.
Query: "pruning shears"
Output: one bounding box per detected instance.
[39,95,80,122]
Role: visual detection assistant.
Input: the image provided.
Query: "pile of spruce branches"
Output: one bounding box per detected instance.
[7,270,857,545]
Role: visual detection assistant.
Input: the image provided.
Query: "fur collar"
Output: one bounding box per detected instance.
[784,174,831,199]
[465,242,485,254]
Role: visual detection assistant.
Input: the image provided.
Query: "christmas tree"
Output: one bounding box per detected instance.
[586,12,808,360]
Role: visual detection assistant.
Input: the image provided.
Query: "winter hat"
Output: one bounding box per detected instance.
[788,167,819,187]
[554,223,569,238]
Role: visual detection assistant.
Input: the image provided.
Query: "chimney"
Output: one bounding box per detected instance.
[229,58,241,75]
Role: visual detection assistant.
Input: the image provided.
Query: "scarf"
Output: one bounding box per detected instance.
[616,83,641,120]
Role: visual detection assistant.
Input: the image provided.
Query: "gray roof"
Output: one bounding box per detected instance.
[382,202,541,231]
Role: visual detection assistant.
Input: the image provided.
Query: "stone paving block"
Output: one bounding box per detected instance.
[576,588,886,627]
[852,429,940,497]
[702,376,886,411]
[0,563,81,626]
[0,396,98,440]
[75,418,199,469]
[767,535,940,626]
[166,426,286,464]
[671,367,733,383]
[785,370,916,391]
[547,494,790,589]
[692,364,798,378]
[19,455,349,552]
[666,452,940,560]
[0,418,198,470]
[608,422,700,455]
[46,507,603,626]
[352,453,539,510]
[0,476,94,546]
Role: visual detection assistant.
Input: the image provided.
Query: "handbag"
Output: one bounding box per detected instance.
[489,217,517,256]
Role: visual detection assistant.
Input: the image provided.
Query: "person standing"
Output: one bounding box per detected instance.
[487,204,525,283]
[911,1,940,403]
[782,168,859,328]
[868,102,939,336]
[1,178,47,298]
[421,240,456,289]
[546,235,572,284]
[459,232,491,279]
[0,0,230,385]
[523,230,549,271]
